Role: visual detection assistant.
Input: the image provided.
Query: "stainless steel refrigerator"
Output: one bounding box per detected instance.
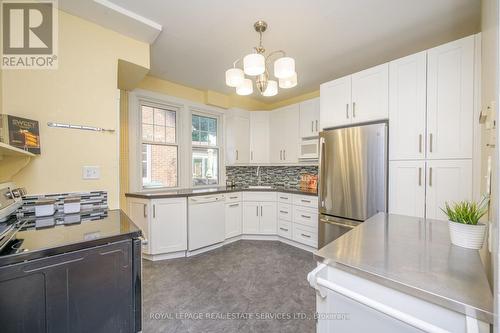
[318,121,388,248]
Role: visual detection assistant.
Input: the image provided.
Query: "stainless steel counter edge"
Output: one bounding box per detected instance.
[125,187,318,199]
[315,258,494,324]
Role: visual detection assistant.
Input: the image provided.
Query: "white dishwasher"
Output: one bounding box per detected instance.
[188,194,226,251]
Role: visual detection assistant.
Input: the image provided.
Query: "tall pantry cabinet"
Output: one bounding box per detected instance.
[388,35,477,219]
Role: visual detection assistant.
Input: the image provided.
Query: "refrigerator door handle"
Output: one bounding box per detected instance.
[318,136,326,209]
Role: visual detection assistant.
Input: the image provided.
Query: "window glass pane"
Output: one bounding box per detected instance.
[142,144,177,188]
[154,108,166,126]
[200,117,208,131]
[200,132,208,145]
[192,115,200,131]
[142,106,154,124]
[166,127,176,143]
[142,124,153,141]
[165,111,176,127]
[192,148,218,186]
[208,118,217,132]
[154,125,165,142]
[192,131,200,143]
[208,132,217,145]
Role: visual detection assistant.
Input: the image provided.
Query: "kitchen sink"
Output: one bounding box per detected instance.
[247,185,274,189]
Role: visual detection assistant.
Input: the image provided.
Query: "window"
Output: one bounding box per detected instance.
[192,114,219,186]
[141,105,178,188]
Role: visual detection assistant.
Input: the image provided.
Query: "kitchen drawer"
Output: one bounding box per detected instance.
[292,194,318,208]
[226,192,242,203]
[293,223,318,248]
[278,203,292,221]
[293,206,318,228]
[277,192,292,203]
[278,220,292,240]
[243,192,276,202]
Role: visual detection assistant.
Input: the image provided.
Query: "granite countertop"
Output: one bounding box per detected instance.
[315,213,493,323]
[125,185,318,199]
[0,209,141,266]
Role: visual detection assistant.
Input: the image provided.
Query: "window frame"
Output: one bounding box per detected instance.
[139,100,180,189]
[190,109,222,187]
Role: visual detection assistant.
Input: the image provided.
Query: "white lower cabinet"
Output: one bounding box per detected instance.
[225,201,242,239]
[127,197,187,256]
[242,201,277,234]
[292,224,317,248]
[389,160,472,220]
[278,220,293,240]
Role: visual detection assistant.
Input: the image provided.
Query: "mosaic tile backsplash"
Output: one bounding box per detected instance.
[226,166,318,188]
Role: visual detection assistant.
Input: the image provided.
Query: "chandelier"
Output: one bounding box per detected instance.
[225,20,297,97]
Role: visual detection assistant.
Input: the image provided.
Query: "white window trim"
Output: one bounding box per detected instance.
[190,108,224,187]
[128,89,226,192]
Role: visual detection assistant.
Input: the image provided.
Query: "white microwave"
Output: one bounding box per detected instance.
[299,138,319,160]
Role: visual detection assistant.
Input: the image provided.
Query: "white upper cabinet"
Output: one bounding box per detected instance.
[320,64,388,129]
[351,63,389,123]
[320,76,351,129]
[425,159,472,220]
[226,113,250,165]
[249,111,269,164]
[269,104,300,163]
[426,35,475,160]
[299,97,320,138]
[389,52,427,160]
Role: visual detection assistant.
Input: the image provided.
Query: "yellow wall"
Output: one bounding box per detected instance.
[2,11,150,209]
[137,75,318,111]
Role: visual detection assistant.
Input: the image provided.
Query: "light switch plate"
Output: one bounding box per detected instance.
[82,166,100,180]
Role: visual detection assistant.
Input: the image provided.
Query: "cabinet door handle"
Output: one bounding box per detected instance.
[429,167,433,187]
[418,134,422,153]
[315,120,318,132]
[260,206,263,216]
[311,121,314,133]
[280,227,289,232]
[153,204,156,218]
[301,233,311,238]
[283,150,286,160]
[251,151,253,160]
[256,206,259,216]
[429,134,433,153]
[280,150,282,160]
[352,102,356,118]
[229,203,239,207]
[418,168,422,186]
[143,204,147,218]
[346,104,349,119]
[236,149,239,160]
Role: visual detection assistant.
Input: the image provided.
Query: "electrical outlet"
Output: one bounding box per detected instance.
[82,166,100,180]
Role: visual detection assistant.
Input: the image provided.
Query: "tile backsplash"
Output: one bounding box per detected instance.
[226,166,318,188]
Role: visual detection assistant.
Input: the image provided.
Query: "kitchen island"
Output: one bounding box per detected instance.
[0,210,142,333]
[308,213,493,333]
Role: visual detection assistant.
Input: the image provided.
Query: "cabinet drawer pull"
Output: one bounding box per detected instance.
[301,214,311,219]
[301,199,311,203]
[346,104,349,119]
[280,196,288,200]
[229,203,239,207]
[280,227,289,232]
[229,196,238,199]
[301,233,311,238]
[279,210,289,214]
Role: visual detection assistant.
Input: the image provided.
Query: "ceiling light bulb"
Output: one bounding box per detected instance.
[243,53,265,76]
[274,57,295,79]
[263,80,278,97]
[279,72,297,89]
[236,78,253,95]
[225,68,244,87]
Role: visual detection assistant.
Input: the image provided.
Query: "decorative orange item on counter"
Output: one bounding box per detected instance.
[300,174,318,190]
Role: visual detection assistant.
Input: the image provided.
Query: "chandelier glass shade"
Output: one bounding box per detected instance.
[226,21,298,97]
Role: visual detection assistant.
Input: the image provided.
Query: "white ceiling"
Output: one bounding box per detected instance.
[59,0,480,103]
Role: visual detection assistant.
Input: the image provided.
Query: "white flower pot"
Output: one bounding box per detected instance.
[448,221,487,250]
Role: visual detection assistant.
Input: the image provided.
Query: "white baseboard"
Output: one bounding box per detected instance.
[143,250,186,261]
[143,234,317,261]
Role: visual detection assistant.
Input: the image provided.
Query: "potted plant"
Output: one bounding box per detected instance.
[441,196,489,250]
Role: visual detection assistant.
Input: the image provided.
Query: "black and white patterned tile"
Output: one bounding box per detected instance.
[226,166,318,188]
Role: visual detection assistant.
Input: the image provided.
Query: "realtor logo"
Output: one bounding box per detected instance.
[1,0,58,69]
